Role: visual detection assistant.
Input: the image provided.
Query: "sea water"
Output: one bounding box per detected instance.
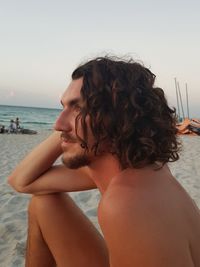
[0,105,61,131]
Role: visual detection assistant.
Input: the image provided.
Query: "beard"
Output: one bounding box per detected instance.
[62,153,91,169]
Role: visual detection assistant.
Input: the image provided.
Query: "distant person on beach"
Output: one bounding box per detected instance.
[15,117,20,129]
[9,119,16,133]
[8,57,200,267]
[0,125,5,133]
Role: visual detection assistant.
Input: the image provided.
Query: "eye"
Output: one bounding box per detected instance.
[74,104,82,112]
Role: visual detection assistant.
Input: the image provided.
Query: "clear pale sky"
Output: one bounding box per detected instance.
[0,0,199,117]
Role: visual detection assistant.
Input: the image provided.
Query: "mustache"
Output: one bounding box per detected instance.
[60,132,77,142]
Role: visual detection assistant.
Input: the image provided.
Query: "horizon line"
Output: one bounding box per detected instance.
[0,103,62,110]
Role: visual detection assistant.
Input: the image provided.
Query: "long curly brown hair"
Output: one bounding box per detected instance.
[72,56,180,169]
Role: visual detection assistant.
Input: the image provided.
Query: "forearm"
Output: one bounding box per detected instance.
[15,165,97,195]
[8,131,62,190]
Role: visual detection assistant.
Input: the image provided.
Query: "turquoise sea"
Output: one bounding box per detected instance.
[0,105,61,131]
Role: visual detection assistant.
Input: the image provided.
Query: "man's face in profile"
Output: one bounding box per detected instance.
[54,78,96,169]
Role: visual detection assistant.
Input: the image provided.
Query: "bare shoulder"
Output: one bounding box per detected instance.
[98,184,163,266]
[98,171,197,267]
[98,167,164,219]
[98,179,159,230]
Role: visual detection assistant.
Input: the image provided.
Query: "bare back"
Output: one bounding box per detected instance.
[98,166,200,267]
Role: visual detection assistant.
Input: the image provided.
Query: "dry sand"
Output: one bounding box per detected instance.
[0,132,200,267]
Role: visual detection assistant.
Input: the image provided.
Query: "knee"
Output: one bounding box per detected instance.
[28,193,67,216]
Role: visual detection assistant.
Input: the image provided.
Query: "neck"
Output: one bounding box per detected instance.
[85,153,122,194]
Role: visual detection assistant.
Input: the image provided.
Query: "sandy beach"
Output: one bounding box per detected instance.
[0,132,200,267]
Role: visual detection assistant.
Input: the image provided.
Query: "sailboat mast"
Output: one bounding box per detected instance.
[177,82,185,120]
[185,83,190,119]
[174,78,181,121]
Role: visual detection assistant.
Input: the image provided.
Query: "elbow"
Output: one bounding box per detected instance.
[7,174,27,193]
[7,174,16,189]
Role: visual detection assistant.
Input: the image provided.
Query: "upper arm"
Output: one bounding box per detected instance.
[9,165,96,194]
[99,191,167,267]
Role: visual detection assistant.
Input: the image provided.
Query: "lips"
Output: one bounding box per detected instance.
[61,138,74,144]
[61,139,74,150]
[61,139,70,144]
[61,137,70,142]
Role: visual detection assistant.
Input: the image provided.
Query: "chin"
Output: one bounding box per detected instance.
[62,154,91,169]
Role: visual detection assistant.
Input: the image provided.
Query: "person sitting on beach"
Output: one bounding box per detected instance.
[0,125,5,133]
[8,56,200,267]
[9,119,16,133]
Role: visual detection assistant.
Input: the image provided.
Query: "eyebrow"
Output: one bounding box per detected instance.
[60,98,82,108]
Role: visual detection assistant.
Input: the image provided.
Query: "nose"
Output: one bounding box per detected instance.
[54,109,72,132]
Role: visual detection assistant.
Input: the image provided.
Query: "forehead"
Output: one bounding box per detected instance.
[61,77,83,105]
